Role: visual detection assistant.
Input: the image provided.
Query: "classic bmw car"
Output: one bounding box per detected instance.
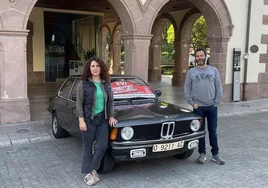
[48,75,205,173]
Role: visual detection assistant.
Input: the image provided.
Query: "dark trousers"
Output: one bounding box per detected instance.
[81,112,108,174]
[194,105,219,156]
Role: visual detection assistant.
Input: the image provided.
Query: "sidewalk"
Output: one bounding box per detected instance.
[0,98,267,148]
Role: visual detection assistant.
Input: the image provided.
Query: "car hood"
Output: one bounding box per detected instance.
[114,101,201,127]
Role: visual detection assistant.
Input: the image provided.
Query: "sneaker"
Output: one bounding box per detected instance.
[91,170,100,183]
[212,154,225,165]
[84,173,96,186]
[197,153,206,164]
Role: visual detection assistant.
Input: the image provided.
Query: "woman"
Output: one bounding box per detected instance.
[76,57,118,186]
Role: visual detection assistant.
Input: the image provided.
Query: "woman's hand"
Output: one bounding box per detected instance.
[109,117,118,127]
[79,118,87,131]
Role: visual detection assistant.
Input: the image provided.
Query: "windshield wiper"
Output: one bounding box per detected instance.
[114,99,131,105]
[129,97,157,100]
[130,98,157,104]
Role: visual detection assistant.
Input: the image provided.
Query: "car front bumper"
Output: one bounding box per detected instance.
[108,131,205,161]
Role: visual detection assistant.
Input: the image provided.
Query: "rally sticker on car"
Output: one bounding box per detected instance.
[111,81,155,99]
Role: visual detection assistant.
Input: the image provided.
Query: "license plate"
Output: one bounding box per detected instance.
[152,140,184,152]
[130,149,146,158]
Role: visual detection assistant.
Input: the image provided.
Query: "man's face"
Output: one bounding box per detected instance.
[195,51,206,66]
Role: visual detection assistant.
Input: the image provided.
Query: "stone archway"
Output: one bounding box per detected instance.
[149,0,233,101]
[149,0,233,78]
[172,9,202,86]
[112,22,123,75]
[0,0,135,124]
[149,13,177,81]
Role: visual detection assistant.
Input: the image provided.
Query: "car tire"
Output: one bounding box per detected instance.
[174,149,194,159]
[52,113,68,139]
[98,154,115,173]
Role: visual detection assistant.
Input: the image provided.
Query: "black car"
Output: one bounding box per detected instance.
[48,75,205,173]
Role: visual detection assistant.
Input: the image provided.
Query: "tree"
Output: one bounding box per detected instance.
[191,16,208,50]
[161,22,175,65]
[167,24,174,44]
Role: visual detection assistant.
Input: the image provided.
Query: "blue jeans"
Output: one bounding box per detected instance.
[194,105,219,156]
[81,112,108,174]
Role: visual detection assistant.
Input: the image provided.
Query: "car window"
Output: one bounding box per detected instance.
[111,78,156,99]
[69,79,80,101]
[59,78,75,99]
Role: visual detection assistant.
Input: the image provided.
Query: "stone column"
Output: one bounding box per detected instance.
[148,41,162,81]
[0,30,30,124]
[207,38,229,101]
[172,40,181,86]
[123,34,152,82]
[172,40,191,86]
[109,42,114,74]
[112,43,122,75]
[207,38,229,83]
[100,33,107,63]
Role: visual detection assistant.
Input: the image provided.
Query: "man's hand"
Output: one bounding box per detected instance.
[79,118,87,131]
[193,104,199,109]
[109,117,118,127]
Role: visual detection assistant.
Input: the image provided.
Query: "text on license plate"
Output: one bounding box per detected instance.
[152,140,184,152]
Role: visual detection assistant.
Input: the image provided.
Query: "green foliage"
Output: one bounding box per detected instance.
[160,65,174,75]
[167,24,175,44]
[161,22,175,65]
[84,49,96,60]
[191,16,208,50]
[121,51,124,61]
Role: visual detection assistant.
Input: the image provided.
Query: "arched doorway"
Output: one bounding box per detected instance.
[149,13,177,82]
[0,0,135,124]
[100,24,112,73]
[112,22,123,75]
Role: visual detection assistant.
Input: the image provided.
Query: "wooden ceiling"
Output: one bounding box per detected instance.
[35,0,194,22]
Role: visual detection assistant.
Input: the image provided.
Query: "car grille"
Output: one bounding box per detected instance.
[116,120,192,142]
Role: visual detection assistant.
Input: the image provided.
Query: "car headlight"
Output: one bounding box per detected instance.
[190,120,201,132]
[121,127,134,140]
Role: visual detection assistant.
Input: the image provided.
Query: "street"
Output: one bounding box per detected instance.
[0,112,267,188]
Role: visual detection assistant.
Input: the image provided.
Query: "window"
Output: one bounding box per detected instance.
[111,78,156,99]
[69,79,81,101]
[59,78,75,99]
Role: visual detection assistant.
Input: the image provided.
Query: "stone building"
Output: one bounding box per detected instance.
[0,0,268,124]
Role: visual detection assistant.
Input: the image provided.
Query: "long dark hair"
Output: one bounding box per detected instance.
[81,57,109,81]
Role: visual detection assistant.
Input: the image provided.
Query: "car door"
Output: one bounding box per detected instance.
[57,77,75,131]
[66,78,81,139]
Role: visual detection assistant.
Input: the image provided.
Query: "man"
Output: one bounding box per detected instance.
[184,48,225,165]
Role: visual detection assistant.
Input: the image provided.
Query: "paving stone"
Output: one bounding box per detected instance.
[0,99,268,188]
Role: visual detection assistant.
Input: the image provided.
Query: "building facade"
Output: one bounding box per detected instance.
[0,0,268,124]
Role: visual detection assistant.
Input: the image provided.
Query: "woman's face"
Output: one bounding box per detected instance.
[90,60,101,76]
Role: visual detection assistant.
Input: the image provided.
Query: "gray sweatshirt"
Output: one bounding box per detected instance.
[184,65,222,107]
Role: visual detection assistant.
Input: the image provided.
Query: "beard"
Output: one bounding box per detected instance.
[197,59,205,66]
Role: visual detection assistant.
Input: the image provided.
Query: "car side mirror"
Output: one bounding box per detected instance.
[71,94,77,101]
[155,90,162,97]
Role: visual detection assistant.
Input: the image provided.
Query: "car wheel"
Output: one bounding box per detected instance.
[174,149,194,159]
[98,154,115,173]
[52,113,68,139]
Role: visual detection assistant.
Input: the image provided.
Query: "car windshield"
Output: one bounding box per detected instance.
[111,78,157,100]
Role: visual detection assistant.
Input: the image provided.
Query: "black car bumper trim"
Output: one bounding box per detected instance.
[111,131,205,149]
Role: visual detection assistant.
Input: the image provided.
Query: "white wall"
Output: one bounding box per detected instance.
[225,0,266,84]
[28,8,45,72]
